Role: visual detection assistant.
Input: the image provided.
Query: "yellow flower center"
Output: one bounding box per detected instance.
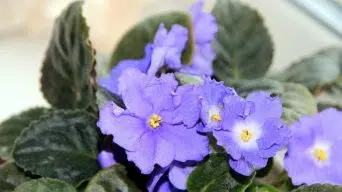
[211,114,222,121]
[241,129,253,142]
[314,148,327,161]
[149,114,162,129]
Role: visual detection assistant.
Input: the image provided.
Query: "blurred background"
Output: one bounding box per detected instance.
[0,0,341,121]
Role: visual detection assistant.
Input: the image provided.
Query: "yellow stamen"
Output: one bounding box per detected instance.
[314,148,327,161]
[241,129,253,142]
[149,114,162,128]
[211,114,222,121]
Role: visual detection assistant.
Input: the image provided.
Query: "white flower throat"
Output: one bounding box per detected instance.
[233,121,262,149]
[308,141,330,167]
[208,105,222,123]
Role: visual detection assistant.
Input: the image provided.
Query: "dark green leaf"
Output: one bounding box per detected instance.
[247,184,278,192]
[271,47,342,111]
[96,88,125,109]
[226,79,317,124]
[273,47,342,92]
[212,0,273,80]
[41,1,97,109]
[13,110,100,186]
[85,164,140,192]
[187,154,253,192]
[0,180,15,192]
[278,179,295,192]
[0,107,49,160]
[0,162,31,192]
[280,83,317,124]
[316,80,342,110]
[292,184,342,192]
[76,180,88,192]
[109,11,194,70]
[14,178,77,192]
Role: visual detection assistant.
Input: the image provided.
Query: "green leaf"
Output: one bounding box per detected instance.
[273,47,342,92]
[14,178,77,192]
[292,184,342,192]
[247,184,278,192]
[187,154,254,192]
[212,0,273,80]
[280,83,317,124]
[0,107,49,160]
[0,162,31,192]
[13,110,100,186]
[0,180,15,192]
[109,11,194,70]
[278,179,294,192]
[41,1,97,109]
[85,164,140,192]
[271,47,342,110]
[96,88,124,110]
[316,80,342,110]
[226,79,317,124]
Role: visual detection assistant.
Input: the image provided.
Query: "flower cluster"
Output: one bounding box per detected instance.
[96,0,342,191]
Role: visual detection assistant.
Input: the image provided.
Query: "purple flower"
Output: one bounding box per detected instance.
[97,68,209,174]
[148,24,188,75]
[198,78,236,132]
[180,0,218,76]
[151,178,183,192]
[99,44,153,95]
[172,84,203,128]
[97,140,128,169]
[155,180,181,192]
[148,162,196,192]
[168,163,195,190]
[284,108,342,185]
[97,149,116,169]
[213,91,290,176]
[100,24,187,95]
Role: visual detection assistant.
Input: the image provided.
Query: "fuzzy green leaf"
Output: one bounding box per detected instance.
[274,47,342,91]
[316,78,342,110]
[316,81,342,110]
[272,47,342,110]
[85,164,140,192]
[292,184,342,192]
[0,162,31,192]
[247,184,278,192]
[187,154,254,192]
[212,0,273,80]
[0,107,49,160]
[40,1,96,109]
[13,110,100,186]
[14,178,77,192]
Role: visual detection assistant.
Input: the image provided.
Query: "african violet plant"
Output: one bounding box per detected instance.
[0,0,342,191]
